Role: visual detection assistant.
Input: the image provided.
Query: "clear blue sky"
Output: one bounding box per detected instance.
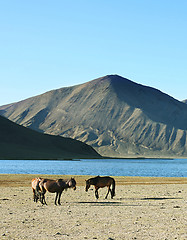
[0,0,187,105]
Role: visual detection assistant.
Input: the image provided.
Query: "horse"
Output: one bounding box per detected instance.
[31,177,44,203]
[36,177,76,205]
[85,176,115,199]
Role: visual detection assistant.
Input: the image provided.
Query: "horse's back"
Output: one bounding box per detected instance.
[100,176,114,186]
[42,179,64,193]
[91,176,114,187]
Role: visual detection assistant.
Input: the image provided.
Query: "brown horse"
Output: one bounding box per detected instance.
[85,176,115,199]
[37,177,76,205]
[31,177,44,203]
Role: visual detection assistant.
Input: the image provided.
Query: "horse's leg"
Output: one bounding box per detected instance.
[36,192,40,203]
[40,192,47,205]
[36,188,43,204]
[38,185,47,205]
[35,182,42,203]
[33,189,36,202]
[58,191,62,205]
[105,186,111,199]
[110,188,113,199]
[55,192,59,205]
[43,191,47,205]
[40,192,42,203]
[95,187,99,199]
[33,189,39,202]
[95,190,98,199]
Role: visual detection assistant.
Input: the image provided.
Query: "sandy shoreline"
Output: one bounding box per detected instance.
[0,174,187,239]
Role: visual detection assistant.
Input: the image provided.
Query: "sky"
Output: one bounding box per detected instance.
[0,1,187,106]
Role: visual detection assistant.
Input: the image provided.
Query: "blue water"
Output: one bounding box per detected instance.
[0,159,187,177]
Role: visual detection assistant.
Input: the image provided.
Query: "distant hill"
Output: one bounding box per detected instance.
[1,74,187,158]
[0,115,100,159]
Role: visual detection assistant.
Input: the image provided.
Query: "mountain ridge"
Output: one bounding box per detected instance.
[1,74,187,158]
[0,115,101,159]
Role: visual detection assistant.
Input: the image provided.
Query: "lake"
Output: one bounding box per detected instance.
[0,159,187,177]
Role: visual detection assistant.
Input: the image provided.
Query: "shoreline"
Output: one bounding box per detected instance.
[0,174,187,187]
[1,155,187,160]
[1,157,187,160]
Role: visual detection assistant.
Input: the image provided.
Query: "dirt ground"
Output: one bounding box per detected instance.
[0,174,187,240]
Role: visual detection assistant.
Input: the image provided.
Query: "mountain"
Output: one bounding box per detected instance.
[1,74,187,158]
[0,115,100,159]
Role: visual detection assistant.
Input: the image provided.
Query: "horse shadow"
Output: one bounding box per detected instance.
[74,196,183,207]
[140,197,182,200]
[74,201,140,206]
[116,197,182,201]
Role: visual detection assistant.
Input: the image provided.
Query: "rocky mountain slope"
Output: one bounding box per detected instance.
[0,115,100,159]
[1,75,187,157]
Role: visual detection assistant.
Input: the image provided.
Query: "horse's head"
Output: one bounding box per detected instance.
[68,178,76,190]
[85,179,91,192]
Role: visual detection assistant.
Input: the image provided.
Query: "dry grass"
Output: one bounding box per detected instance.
[0,174,187,187]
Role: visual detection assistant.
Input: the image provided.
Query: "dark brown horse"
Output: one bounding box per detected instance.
[85,176,115,199]
[37,177,76,205]
[31,177,44,203]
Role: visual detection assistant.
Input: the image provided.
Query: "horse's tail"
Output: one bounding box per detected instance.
[111,178,115,198]
[36,180,46,204]
[36,180,41,193]
[36,180,46,193]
